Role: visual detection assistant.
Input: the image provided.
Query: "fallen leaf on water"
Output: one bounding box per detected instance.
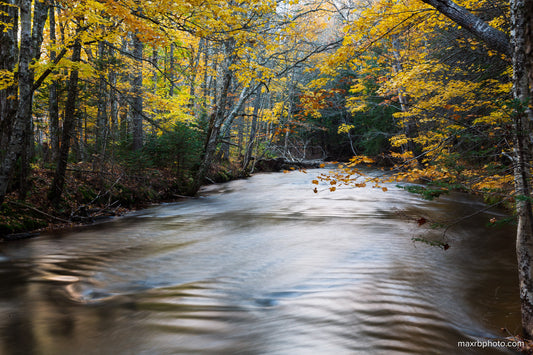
[417,217,427,226]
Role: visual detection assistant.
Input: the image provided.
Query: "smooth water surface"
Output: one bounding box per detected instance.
[0,170,521,354]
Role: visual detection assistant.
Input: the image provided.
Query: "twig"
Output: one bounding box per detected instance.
[442,194,514,238]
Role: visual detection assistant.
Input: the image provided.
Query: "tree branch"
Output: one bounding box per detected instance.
[420,0,511,57]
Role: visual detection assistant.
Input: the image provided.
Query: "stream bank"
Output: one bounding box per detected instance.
[0,159,322,240]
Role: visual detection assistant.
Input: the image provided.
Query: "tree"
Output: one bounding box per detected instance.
[48,33,82,205]
[0,0,48,204]
[411,0,533,338]
[322,0,533,337]
[0,0,18,155]
[131,32,144,151]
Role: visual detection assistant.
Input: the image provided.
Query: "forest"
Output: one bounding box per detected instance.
[1,0,533,342]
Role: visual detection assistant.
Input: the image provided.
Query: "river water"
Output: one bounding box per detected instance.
[0,169,521,354]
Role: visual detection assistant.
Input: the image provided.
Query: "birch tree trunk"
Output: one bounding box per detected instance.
[510,0,533,337]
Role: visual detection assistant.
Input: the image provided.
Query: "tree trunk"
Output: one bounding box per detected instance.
[237,115,244,161]
[0,0,18,156]
[510,0,533,338]
[48,1,60,163]
[118,37,129,141]
[169,42,175,97]
[131,33,143,151]
[109,46,119,140]
[243,92,262,172]
[0,0,47,204]
[18,0,49,200]
[49,37,82,205]
[96,41,108,159]
[152,47,158,95]
[420,0,533,338]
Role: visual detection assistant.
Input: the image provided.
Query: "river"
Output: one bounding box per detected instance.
[0,169,521,354]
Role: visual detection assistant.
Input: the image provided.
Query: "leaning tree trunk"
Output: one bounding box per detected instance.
[191,39,236,193]
[193,66,233,192]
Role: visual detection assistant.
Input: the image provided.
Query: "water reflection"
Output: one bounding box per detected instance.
[0,170,521,354]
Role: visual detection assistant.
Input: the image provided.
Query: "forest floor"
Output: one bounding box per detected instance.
[0,162,239,240]
[0,158,321,240]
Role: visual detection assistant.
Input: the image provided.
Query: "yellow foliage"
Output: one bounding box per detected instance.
[0,69,14,90]
[338,124,355,134]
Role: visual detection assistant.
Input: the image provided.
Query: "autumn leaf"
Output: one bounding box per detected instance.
[417,217,427,226]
